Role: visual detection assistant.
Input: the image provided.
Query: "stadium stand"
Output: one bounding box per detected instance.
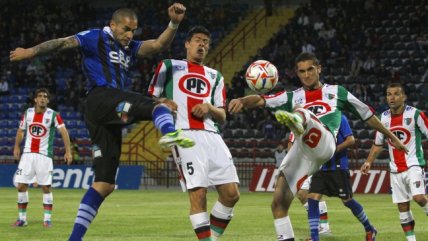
[1,0,427,171]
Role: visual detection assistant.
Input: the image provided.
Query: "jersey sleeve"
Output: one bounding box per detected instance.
[263,91,292,112]
[374,114,386,145]
[213,72,226,108]
[19,113,26,130]
[148,60,169,98]
[415,110,428,138]
[75,29,99,53]
[339,86,374,121]
[54,112,65,129]
[128,40,143,58]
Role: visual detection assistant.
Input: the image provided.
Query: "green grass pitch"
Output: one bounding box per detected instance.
[1,187,427,240]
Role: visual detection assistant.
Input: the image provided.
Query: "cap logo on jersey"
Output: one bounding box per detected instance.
[29,123,47,138]
[304,101,331,116]
[178,73,211,98]
[388,126,411,146]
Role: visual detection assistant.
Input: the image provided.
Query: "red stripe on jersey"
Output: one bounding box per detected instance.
[263,90,285,99]
[186,62,206,129]
[30,112,44,153]
[56,113,64,125]
[222,84,226,107]
[148,60,164,96]
[419,111,428,128]
[391,114,407,172]
[187,61,205,74]
[187,97,205,129]
[305,88,323,103]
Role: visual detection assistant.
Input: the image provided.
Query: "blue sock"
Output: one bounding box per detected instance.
[152,104,176,135]
[308,198,320,241]
[344,199,373,231]
[69,187,104,241]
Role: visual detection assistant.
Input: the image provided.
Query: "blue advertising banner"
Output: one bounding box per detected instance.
[0,165,143,190]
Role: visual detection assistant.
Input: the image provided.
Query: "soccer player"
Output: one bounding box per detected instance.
[13,88,72,228]
[228,52,407,241]
[148,26,240,240]
[10,3,194,240]
[361,83,428,241]
[301,115,375,241]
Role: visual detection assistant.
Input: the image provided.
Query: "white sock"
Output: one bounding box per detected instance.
[18,191,29,221]
[399,211,416,241]
[211,201,233,237]
[319,201,329,228]
[43,193,53,221]
[190,212,210,229]
[274,216,294,240]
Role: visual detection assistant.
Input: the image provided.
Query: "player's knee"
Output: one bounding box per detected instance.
[413,194,428,206]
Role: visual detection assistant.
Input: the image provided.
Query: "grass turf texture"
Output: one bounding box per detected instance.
[1,188,427,241]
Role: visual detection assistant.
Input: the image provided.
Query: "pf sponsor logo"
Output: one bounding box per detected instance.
[29,123,47,138]
[178,73,211,98]
[388,126,411,146]
[304,101,332,116]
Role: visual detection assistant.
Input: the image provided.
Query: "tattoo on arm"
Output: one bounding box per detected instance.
[33,36,78,56]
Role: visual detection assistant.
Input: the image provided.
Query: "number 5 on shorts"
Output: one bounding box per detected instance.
[186,162,194,175]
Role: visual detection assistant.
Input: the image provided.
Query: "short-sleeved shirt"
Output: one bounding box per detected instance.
[20,107,65,158]
[263,84,373,137]
[148,59,226,133]
[375,105,428,172]
[75,27,143,91]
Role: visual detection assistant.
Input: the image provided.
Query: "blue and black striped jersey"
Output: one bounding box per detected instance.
[75,26,142,91]
[321,115,353,171]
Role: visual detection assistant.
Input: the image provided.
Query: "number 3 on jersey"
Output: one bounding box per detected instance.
[303,128,322,148]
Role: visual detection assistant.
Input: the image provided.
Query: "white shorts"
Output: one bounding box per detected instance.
[14,153,53,185]
[278,108,335,195]
[300,175,312,190]
[175,130,239,189]
[390,166,426,203]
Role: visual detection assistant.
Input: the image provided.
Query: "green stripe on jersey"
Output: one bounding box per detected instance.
[414,110,426,166]
[47,111,57,158]
[163,59,174,99]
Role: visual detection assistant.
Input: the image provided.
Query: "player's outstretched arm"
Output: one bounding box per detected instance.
[10,36,79,62]
[137,3,186,57]
[361,144,383,175]
[228,95,265,114]
[365,115,408,152]
[13,129,25,161]
[59,126,73,165]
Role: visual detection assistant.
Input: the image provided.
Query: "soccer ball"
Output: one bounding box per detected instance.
[245,60,278,94]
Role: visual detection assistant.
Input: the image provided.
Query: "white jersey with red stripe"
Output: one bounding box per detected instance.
[148,59,226,132]
[375,105,428,172]
[264,84,373,136]
[20,107,65,158]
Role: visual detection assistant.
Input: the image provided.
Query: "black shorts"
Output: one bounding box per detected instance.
[84,87,155,184]
[309,170,353,199]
